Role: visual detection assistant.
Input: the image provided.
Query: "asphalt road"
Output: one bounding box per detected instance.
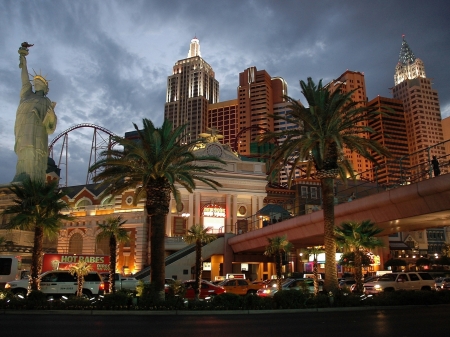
[2,305,449,337]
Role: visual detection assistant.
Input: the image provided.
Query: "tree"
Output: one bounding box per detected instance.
[97,215,130,293]
[384,258,407,271]
[415,257,432,269]
[264,235,293,290]
[89,118,224,300]
[69,261,92,297]
[1,178,75,292]
[184,224,216,300]
[302,246,325,295]
[261,78,390,292]
[335,220,383,293]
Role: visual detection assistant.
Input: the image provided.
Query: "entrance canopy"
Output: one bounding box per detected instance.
[257,204,291,219]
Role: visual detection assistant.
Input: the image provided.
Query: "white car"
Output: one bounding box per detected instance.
[364,272,434,295]
[5,270,105,298]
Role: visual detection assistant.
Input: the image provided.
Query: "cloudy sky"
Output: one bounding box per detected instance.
[1,0,449,186]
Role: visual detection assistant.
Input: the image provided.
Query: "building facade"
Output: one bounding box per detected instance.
[164,37,219,143]
[392,37,446,171]
[367,96,410,185]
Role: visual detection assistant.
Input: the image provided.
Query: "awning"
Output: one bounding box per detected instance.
[389,242,412,250]
[257,204,291,218]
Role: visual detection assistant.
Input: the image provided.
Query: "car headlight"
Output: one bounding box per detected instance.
[4,283,11,289]
[374,284,382,290]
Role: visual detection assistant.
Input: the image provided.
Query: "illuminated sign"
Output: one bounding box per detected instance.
[203,262,212,271]
[202,204,226,218]
[42,254,110,272]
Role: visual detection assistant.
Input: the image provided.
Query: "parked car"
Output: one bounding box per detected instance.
[182,280,226,299]
[257,278,323,297]
[363,272,435,295]
[218,279,261,295]
[438,277,450,291]
[350,276,381,293]
[100,273,139,292]
[434,277,446,290]
[339,279,356,290]
[5,270,105,298]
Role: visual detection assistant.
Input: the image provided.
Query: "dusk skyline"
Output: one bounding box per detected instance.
[1,0,449,185]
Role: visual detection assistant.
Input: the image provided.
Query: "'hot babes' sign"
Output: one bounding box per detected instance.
[42,254,110,272]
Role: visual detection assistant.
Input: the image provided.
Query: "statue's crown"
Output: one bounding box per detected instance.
[34,74,48,86]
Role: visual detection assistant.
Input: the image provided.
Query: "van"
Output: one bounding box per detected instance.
[0,255,21,288]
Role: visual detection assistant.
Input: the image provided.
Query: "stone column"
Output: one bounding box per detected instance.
[225,194,231,232]
[232,194,238,233]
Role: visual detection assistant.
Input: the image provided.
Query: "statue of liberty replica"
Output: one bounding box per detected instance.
[13,43,57,182]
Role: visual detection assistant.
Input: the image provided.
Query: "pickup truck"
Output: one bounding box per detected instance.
[100,273,139,292]
[218,278,262,295]
[364,271,435,295]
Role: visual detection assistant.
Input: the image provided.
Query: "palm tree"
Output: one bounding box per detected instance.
[69,261,93,297]
[335,220,383,293]
[302,246,325,295]
[89,118,224,299]
[261,78,390,292]
[1,178,75,292]
[184,224,217,300]
[264,235,293,290]
[97,215,130,293]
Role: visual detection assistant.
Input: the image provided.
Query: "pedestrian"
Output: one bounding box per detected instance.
[431,156,440,177]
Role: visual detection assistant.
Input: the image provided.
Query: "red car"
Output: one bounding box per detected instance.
[182,280,226,299]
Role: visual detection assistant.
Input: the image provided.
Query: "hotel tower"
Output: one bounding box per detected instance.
[164,38,219,143]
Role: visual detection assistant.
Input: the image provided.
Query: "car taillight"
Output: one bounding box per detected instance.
[99,282,105,290]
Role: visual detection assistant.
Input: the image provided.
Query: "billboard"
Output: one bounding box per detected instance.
[42,254,110,273]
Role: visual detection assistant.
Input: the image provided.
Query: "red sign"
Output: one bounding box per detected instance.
[42,254,110,272]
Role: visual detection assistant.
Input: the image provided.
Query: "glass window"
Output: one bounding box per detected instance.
[301,186,308,198]
[95,235,110,255]
[0,258,12,275]
[310,187,318,199]
[69,233,83,254]
[409,274,420,281]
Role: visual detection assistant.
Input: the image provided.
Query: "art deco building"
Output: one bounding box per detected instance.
[392,37,445,170]
[164,37,219,143]
[326,70,374,180]
[367,96,410,185]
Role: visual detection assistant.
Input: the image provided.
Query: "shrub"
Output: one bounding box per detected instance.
[210,293,243,310]
[273,290,308,309]
[242,294,275,310]
[97,291,130,309]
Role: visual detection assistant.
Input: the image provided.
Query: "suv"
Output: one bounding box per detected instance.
[5,270,104,297]
[364,272,435,295]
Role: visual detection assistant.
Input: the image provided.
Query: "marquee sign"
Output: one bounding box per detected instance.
[202,204,226,218]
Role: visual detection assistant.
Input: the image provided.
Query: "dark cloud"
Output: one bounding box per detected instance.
[1,0,449,185]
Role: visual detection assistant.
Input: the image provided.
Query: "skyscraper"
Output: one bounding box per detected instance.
[236,67,287,156]
[392,36,445,168]
[164,37,219,143]
[367,96,410,185]
[326,70,373,180]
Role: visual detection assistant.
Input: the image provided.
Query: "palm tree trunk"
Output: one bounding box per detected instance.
[354,250,363,293]
[146,181,171,301]
[276,251,282,290]
[77,275,84,297]
[313,257,319,295]
[29,225,44,292]
[109,235,117,293]
[194,239,202,300]
[321,177,338,292]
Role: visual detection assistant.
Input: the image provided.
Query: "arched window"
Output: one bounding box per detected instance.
[68,233,83,254]
[96,235,110,255]
[76,198,92,208]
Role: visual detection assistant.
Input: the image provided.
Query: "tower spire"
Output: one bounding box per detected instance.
[398,35,416,65]
[187,36,201,58]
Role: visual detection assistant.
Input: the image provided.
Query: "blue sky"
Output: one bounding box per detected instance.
[1,0,449,186]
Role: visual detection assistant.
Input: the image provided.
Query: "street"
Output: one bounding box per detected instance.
[2,305,449,337]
